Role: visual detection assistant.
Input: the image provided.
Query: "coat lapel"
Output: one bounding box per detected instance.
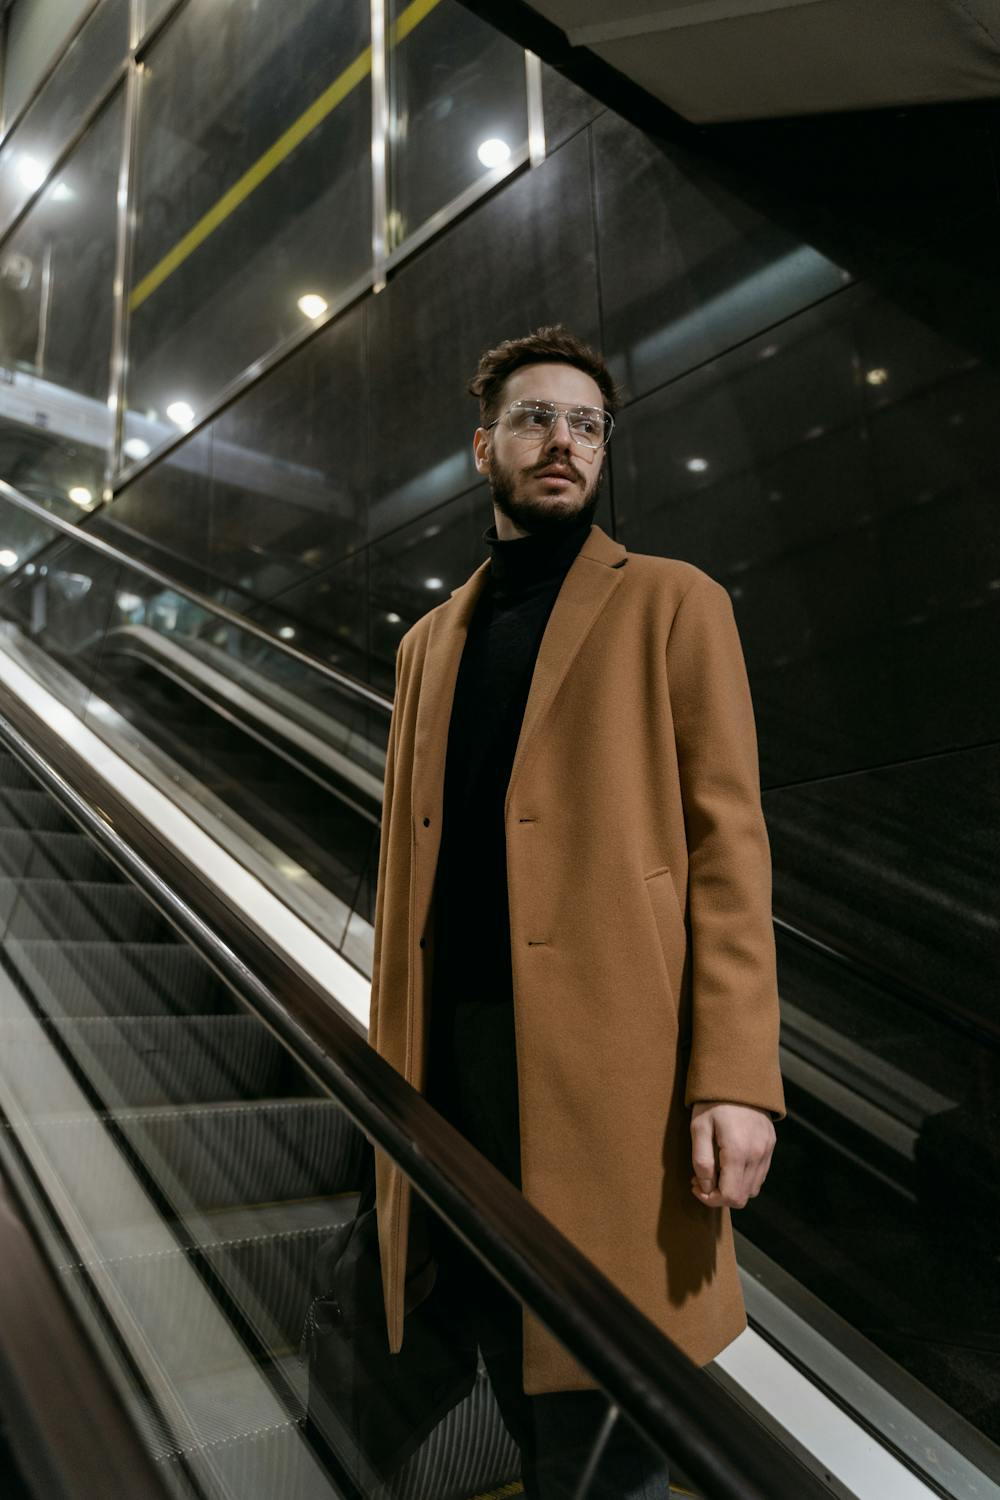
[410,524,627,827]
[505,524,626,811]
[410,556,491,826]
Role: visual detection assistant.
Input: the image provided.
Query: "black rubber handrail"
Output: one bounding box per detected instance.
[0,691,833,1500]
[0,478,392,714]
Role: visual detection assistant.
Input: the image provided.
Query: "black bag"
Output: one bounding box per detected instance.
[302,1156,478,1486]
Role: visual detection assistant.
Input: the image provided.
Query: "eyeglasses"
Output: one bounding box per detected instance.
[486,398,614,450]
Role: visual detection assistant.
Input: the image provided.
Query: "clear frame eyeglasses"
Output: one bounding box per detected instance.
[485,398,614,450]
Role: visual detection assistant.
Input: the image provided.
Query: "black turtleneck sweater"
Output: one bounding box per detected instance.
[424,514,593,1187]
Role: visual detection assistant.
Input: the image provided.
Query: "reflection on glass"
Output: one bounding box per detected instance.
[0,86,123,518]
[386,0,528,249]
[3,0,91,127]
[0,0,128,237]
[0,496,388,973]
[123,0,372,460]
[135,0,178,47]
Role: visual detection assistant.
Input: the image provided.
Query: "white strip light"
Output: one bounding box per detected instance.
[715,1330,942,1499]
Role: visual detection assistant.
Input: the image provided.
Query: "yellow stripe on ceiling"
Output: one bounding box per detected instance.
[128,0,444,313]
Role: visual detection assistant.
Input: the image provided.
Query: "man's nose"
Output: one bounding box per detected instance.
[546,413,574,448]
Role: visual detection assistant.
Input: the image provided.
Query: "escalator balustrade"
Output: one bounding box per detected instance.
[0,745,527,1500]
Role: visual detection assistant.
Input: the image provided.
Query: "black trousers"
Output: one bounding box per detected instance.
[427,1215,671,1499]
[422,980,671,1500]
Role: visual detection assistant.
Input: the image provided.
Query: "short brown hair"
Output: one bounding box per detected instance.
[468,324,624,427]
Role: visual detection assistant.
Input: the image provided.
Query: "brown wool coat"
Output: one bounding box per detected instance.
[368,522,786,1395]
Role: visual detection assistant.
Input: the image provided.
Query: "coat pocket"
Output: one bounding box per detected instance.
[642,864,686,1008]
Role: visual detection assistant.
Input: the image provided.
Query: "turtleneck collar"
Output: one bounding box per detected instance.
[484,515,594,599]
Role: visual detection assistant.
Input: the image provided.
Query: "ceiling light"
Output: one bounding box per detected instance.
[17,156,46,190]
[297,293,328,319]
[477,138,511,169]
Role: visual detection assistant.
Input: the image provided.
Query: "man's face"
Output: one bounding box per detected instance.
[473,362,608,539]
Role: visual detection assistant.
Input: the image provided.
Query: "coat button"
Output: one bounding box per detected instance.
[423,817,430,826]
[419,936,426,949]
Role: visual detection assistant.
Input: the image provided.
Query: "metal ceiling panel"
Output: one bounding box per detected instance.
[522,0,1000,121]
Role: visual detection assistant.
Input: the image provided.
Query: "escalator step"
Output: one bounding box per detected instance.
[388,1370,522,1500]
[5,939,236,1019]
[31,1099,367,1218]
[0,878,176,943]
[0,788,76,833]
[0,752,43,792]
[153,1366,341,1500]
[0,828,125,884]
[58,1228,519,1500]
[1,1015,309,1108]
[59,1200,356,1376]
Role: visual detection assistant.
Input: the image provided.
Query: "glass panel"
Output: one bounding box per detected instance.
[386,0,528,250]
[135,0,177,47]
[0,497,387,976]
[3,0,94,128]
[0,0,127,237]
[0,85,124,517]
[742,916,1000,1448]
[123,0,372,460]
[0,744,677,1498]
[109,300,368,614]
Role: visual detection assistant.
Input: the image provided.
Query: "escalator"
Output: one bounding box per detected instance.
[0,478,996,1499]
[0,662,834,1500]
[0,740,373,1494]
[89,648,370,906]
[0,721,566,1499]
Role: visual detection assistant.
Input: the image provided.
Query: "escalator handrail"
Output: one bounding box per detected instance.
[0,688,831,1500]
[0,478,393,715]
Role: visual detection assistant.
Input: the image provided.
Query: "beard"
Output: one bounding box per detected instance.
[487,447,605,538]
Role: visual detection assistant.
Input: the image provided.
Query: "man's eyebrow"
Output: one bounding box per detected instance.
[522,398,602,409]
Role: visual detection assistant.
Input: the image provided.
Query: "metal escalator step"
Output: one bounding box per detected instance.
[0,828,125,884]
[0,877,176,943]
[387,1369,522,1500]
[58,1199,354,1378]
[1,1015,310,1108]
[0,788,76,833]
[157,1353,518,1500]
[5,939,236,1019]
[117,1098,368,1210]
[152,1359,340,1500]
[57,1225,519,1500]
[193,1197,358,1353]
[0,752,44,791]
[31,1099,368,1221]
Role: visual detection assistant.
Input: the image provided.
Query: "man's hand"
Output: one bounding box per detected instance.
[690,1102,776,1209]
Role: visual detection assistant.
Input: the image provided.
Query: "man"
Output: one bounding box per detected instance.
[368,325,785,1496]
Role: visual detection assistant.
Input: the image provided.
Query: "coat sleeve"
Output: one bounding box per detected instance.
[665,575,786,1121]
[368,637,406,1047]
